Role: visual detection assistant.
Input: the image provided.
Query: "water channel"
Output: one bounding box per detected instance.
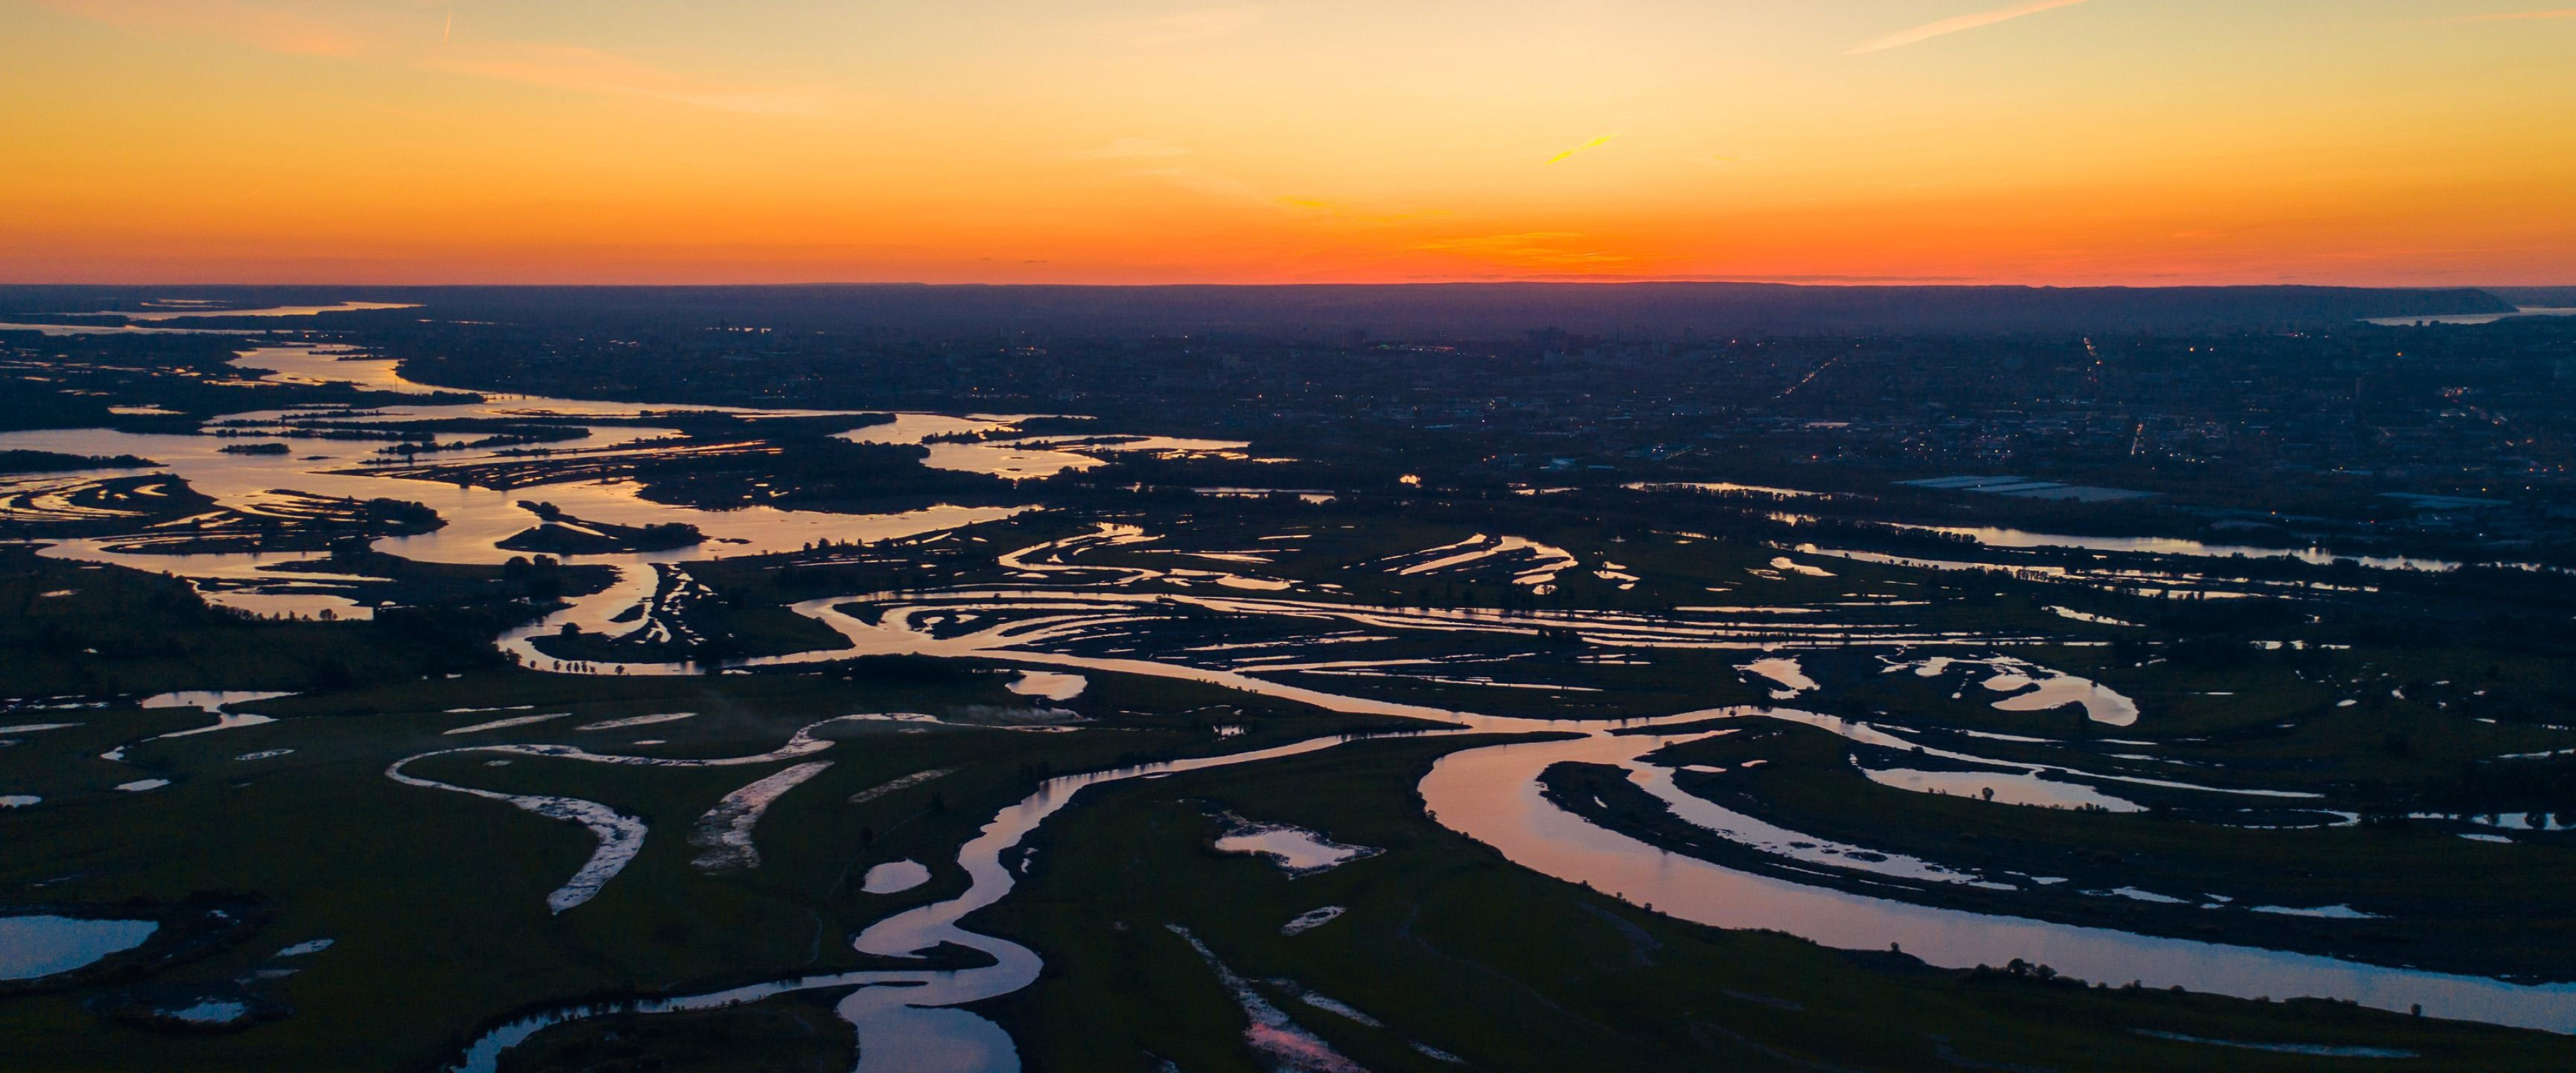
[12,335,2576,1063]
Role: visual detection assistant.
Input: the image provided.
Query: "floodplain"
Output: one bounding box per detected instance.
[7,304,2576,1071]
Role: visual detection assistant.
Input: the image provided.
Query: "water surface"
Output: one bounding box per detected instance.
[0,915,158,980]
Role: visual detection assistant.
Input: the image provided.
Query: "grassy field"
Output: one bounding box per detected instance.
[0,545,598,697]
[0,662,1413,1072]
[492,994,856,1073]
[12,472,2576,1070]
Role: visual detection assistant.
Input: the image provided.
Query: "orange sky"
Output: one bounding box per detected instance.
[3,1,2572,285]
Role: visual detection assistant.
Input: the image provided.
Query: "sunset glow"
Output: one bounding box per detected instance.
[3,0,2571,284]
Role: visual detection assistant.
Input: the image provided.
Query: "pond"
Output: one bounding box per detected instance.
[1212,820,1379,876]
[862,860,931,894]
[1004,671,1087,701]
[0,915,158,980]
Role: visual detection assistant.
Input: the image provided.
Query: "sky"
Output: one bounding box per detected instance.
[1,1,2571,286]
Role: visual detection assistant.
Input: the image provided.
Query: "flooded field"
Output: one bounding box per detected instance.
[10,323,2576,1070]
[0,344,1031,631]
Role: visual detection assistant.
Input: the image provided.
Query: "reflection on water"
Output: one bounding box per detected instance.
[228,344,425,393]
[835,413,1034,446]
[165,999,253,1024]
[390,506,2576,1037]
[925,442,1104,480]
[1166,923,1371,1073]
[1860,767,2144,811]
[140,689,293,713]
[1419,726,2576,1031]
[1631,745,2006,887]
[759,581,2576,1021]
[2364,307,2576,327]
[28,536,378,620]
[1004,671,1087,701]
[448,732,1395,1073]
[0,915,157,980]
[922,435,1253,479]
[1625,480,1831,499]
[743,581,2576,1030]
[1890,524,2464,573]
[1212,820,1379,876]
[1,343,1031,640]
[1281,906,1346,936]
[32,333,2576,1044]
[107,301,420,322]
[0,322,288,336]
[391,715,903,911]
[1882,654,2139,726]
[834,414,1254,481]
[1738,657,1815,699]
[861,860,931,894]
[689,762,837,872]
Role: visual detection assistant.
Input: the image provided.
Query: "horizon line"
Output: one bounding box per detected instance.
[0,279,2565,291]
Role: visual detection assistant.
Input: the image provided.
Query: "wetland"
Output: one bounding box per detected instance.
[8,296,2576,1070]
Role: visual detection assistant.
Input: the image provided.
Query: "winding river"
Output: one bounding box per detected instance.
[15,335,2576,1064]
[445,732,1418,1073]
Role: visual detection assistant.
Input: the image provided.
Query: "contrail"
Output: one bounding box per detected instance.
[1847,0,2092,54]
[443,7,453,43]
[1546,134,1618,165]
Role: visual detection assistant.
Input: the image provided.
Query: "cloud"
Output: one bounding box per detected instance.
[1545,134,1619,165]
[1080,137,1191,159]
[1846,0,2092,55]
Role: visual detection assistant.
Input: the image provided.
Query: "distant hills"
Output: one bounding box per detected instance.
[0,281,2537,339]
[2487,286,2576,308]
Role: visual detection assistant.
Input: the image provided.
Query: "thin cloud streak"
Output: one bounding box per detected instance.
[1846,0,2092,55]
[1546,134,1619,164]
